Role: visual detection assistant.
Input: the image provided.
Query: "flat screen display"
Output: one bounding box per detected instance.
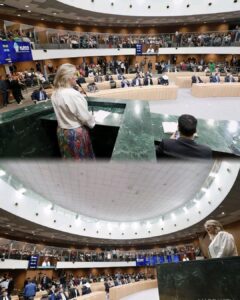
[136,44,143,55]
[0,41,33,65]
[28,255,39,269]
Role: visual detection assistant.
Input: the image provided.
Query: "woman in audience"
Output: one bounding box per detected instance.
[51,63,95,159]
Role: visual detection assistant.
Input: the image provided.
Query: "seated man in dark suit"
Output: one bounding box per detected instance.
[121,78,130,88]
[224,73,236,83]
[158,74,169,85]
[131,76,142,87]
[156,114,212,159]
[143,75,153,86]
[31,86,48,103]
[192,74,203,84]
[210,72,221,83]
[76,75,86,84]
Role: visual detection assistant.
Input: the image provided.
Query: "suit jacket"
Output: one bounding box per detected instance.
[156,137,212,159]
[143,78,153,86]
[210,75,220,83]
[131,78,142,86]
[68,288,80,299]
[224,76,236,82]
[31,90,48,101]
[0,296,11,300]
[192,76,203,84]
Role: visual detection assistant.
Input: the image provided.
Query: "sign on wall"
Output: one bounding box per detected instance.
[0,41,33,65]
[136,44,143,55]
[28,255,39,269]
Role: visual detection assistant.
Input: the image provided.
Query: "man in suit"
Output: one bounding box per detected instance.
[131,76,142,87]
[210,72,220,83]
[143,75,153,86]
[68,285,80,299]
[0,289,11,300]
[31,87,48,103]
[0,75,9,107]
[23,280,37,300]
[225,73,236,82]
[156,114,212,159]
[191,74,203,84]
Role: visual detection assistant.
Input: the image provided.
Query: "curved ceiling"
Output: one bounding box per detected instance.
[0,161,240,247]
[0,0,240,26]
[1,161,213,222]
[58,0,240,17]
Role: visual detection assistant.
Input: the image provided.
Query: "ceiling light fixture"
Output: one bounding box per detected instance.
[18,188,26,194]
[0,170,6,176]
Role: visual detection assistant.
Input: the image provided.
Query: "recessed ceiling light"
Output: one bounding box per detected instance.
[0,3,4,6]
[27,10,31,13]
[25,5,29,8]
[0,170,6,176]
[17,14,21,17]
[41,18,45,20]
[53,12,57,15]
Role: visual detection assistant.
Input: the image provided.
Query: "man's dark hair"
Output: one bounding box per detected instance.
[178,114,197,137]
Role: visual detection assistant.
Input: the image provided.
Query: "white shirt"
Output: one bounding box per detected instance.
[42,261,50,267]
[51,88,95,129]
[208,231,238,258]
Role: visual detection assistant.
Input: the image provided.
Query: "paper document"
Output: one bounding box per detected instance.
[162,122,178,133]
[94,110,111,123]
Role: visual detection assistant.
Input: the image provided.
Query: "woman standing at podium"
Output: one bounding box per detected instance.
[51,63,95,159]
[204,220,238,258]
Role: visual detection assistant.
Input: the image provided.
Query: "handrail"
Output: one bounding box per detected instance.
[0,237,195,262]
[1,19,240,50]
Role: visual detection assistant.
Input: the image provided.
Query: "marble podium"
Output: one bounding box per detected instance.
[157,257,240,300]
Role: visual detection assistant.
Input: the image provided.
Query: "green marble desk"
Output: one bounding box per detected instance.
[0,98,240,159]
[157,257,240,300]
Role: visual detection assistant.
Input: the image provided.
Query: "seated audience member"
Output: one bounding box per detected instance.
[41,257,51,267]
[87,82,98,92]
[81,281,91,295]
[31,87,48,103]
[121,79,130,88]
[144,75,153,86]
[68,284,80,299]
[158,74,169,85]
[204,220,238,258]
[210,72,221,83]
[105,74,112,81]
[224,73,236,83]
[117,74,125,80]
[56,287,68,300]
[76,75,86,84]
[94,75,102,82]
[191,74,203,84]
[156,114,212,159]
[109,79,117,89]
[0,289,11,300]
[146,46,155,53]
[131,76,142,87]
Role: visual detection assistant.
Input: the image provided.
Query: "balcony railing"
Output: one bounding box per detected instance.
[1,19,240,51]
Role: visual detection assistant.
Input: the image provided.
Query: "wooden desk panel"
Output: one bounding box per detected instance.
[109,280,157,300]
[191,83,240,98]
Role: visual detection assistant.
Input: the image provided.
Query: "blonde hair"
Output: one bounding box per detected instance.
[204,219,223,233]
[53,63,76,89]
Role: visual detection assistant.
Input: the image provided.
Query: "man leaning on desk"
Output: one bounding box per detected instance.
[156,114,212,159]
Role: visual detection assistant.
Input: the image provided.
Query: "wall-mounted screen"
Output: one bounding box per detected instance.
[0,41,33,65]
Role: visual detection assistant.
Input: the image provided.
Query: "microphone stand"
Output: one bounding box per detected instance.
[76,82,94,115]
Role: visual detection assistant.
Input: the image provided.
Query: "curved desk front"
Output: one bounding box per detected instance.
[109,280,157,300]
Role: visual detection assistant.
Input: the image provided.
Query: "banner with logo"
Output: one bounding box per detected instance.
[0,41,33,65]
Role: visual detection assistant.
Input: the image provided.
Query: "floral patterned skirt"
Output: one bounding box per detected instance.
[57,126,95,160]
